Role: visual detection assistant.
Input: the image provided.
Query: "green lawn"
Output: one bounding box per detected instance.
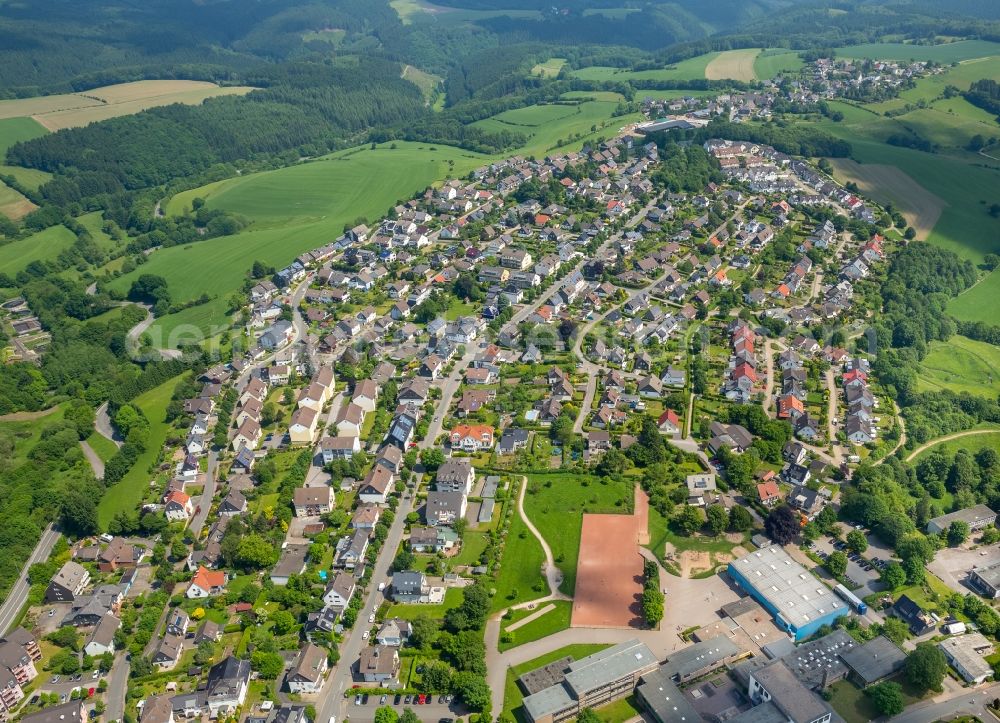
[384,586,463,620]
[521,473,632,595]
[451,529,489,567]
[828,676,928,723]
[504,644,611,721]
[85,431,119,463]
[0,404,67,467]
[834,40,1000,62]
[917,335,1000,397]
[949,268,1000,322]
[492,485,547,612]
[499,599,572,652]
[532,58,567,78]
[96,374,187,529]
[753,49,805,79]
[0,224,77,277]
[645,506,746,567]
[110,142,488,343]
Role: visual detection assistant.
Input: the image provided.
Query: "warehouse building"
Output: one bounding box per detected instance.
[661,635,745,683]
[521,640,659,723]
[727,546,849,641]
[926,504,996,535]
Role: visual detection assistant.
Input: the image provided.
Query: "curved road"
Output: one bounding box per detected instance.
[80,440,105,479]
[94,402,122,447]
[903,427,995,463]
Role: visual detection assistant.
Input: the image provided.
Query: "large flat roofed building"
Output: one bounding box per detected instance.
[635,667,701,723]
[938,633,995,684]
[662,635,744,682]
[728,546,848,642]
[927,504,996,535]
[521,640,659,723]
[968,561,1000,599]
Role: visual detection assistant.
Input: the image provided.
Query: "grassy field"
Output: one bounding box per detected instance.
[115,142,488,343]
[0,404,67,467]
[0,181,35,220]
[911,426,1000,462]
[85,431,120,463]
[828,676,927,723]
[753,49,805,79]
[0,81,255,131]
[917,335,1000,397]
[704,49,761,82]
[390,0,540,25]
[834,40,1000,62]
[812,103,1000,260]
[0,224,77,277]
[521,473,632,595]
[532,58,567,78]
[492,482,546,612]
[499,600,572,652]
[96,374,186,529]
[0,117,51,192]
[472,100,640,158]
[503,644,611,721]
[572,53,719,82]
[401,65,443,105]
[949,268,1000,322]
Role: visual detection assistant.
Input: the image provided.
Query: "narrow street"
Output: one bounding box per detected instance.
[0,525,59,634]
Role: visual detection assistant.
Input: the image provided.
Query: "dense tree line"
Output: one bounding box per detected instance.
[964,78,1000,116]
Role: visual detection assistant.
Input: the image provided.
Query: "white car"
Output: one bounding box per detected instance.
[362,630,369,640]
[368,613,375,623]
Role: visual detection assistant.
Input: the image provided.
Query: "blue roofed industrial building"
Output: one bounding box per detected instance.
[728,546,849,642]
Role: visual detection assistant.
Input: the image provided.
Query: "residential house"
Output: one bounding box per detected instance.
[289,406,319,446]
[425,491,467,526]
[187,567,227,599]
[358,646,400,684]
[293,486,333,517]
[45,561,90,603]
[286,643,328,694]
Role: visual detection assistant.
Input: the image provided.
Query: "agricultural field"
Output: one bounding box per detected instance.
[0,224,77,277]
[948,267,1000,322]
[390,0,540,25]
[472,99,640,158]
[810,103,1000,260]
[834,40,1000,63]
[520,472,632,595]
[96,373,186,529]
[121,142,488,342]
[0,181,35,221]
[704,48,761,82]
[532,58,567,78]
[916,335,1000,397]
[753,49,805,79]
[0,80,256,132]
[571,53,720,83]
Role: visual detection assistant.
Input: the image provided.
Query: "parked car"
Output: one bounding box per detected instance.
[404,695,412,704]
[362,630,369,640]
[355,696,362,706]
[380,695,387,705]
[369,613,376,624]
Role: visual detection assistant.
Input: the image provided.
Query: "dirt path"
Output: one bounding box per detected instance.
[0,406,59,422]
[875,401,908,464]
[903,427,996,463]
[80,440,105,479]
[517,476,569,601]
[506,603,556,632]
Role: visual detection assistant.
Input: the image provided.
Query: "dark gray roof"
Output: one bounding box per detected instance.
[662,635,740,679]
[635,667,701,723]
[751,660,831,723]
[838,635,906,685]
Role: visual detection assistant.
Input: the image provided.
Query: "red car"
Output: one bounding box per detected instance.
[88,688,95,697]
[418,695,426,705]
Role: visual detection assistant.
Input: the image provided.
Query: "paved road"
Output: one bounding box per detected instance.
[888,681,1000,723]
[189,450,219,537]
[95,402,122,447]
[105,652,129,722]
[0,524,59,634]
[80,440,105,479]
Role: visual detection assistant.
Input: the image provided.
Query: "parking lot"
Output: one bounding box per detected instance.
[809,531,885,598]
[927,541,1000,594]
[346,691,460,723]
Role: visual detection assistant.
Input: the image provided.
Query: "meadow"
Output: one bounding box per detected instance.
[498,600,572,652]
[911,427,1000,462]
[948,267,1000,322]
[0,81,255,132]
[118,142,488,342]
[401,65,443,105]
[96,373,186,529]
[571,52,720,83]
[390,0,540,25]
[0,182,35,220]
[0,224,77,277]
[810,102,1000,260]
[472,99,640,158]
[532,58,567,79]
[753,49,805,79]
[916,335,1000,397]
[834,40,1000,63]
[521,472,632,595]
[492,485,546,612]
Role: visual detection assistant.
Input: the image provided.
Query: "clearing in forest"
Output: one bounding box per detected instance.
[704,49,761,82]
[828,158,945,240]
